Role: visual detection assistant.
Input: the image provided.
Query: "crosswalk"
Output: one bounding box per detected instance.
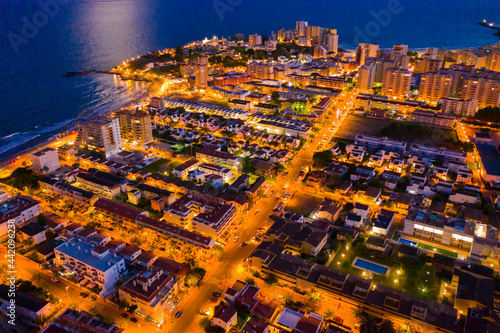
[205,276,221,286]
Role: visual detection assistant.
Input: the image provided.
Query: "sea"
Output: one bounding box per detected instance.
[0,0,499,161]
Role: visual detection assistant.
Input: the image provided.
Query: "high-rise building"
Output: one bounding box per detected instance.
[305,26,321,45]
[419,72,452,102]
[393,44,408,55]
[75,117,122,157]
[415,58,443,73]
[459,77,500,108]
[381,68,412,97]
[296,21,308,36]
[425,47,439,59]
[488,50,500,72]
[313,46,327,58]
[116,109,153,146]
[357,63,376,93]
[325,32,338,54]
[367,57,396,83]
[438,97,478,117]
[270,31,277,41]
[249,34,262,46]
[30,147,60,175]
[356,43,379,66]
[195,54,209,89]
[235,33,245,41]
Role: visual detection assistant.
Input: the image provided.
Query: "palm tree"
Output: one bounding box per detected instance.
[398,322,415,333]
[182,245,193,258]
[352,306,378,333]
[379,319,396,333]
[323,309,336,321]
[31,273,42,285]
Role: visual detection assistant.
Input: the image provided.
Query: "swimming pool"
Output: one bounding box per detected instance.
[399,238,418,247]
[352,258,389,275]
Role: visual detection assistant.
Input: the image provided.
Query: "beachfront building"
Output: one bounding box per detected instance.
[116,109,153,146]
[30,147,60,175]
[75,117,122,157]
[54,237,126,295]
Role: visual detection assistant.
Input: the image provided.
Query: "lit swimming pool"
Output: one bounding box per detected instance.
[352,258,390,275]
[399,238,418,246]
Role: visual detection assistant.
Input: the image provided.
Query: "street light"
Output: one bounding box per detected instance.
[66,286,71,303]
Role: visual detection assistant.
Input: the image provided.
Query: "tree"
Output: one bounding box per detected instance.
[352,306,378,333]
[343,202,354,213]
[312,150,333,168]
[185,267,206,287]
[263,273,279,287]
[31,273,42,285]
[35,314,49,326]
[37,213,48,226]
[323,309,336,321]
[398,322,416,333]
[245,277,256,285]
[379,319,396,333]
[474,106,500,123]
[308,289,322,302]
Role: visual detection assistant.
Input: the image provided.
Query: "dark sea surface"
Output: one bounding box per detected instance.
[0,0,499,160]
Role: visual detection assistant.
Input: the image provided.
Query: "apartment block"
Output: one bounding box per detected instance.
[54,237,126,294]
[419,72,452,102]
[354,134,407,154]
[410,110,454,128]
[30,147,60,175]
[116,109,153,146]
[246,61,275,80]
[357,63,376,93]
[195,54,209,89]
[0,195,41,235]
[75,117,122,157]
[381,68,412,97]
[438,97,478,117]
[409,143,467,163]
[459,77,500,108]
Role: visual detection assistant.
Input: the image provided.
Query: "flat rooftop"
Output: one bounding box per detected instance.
[475,143,500,176]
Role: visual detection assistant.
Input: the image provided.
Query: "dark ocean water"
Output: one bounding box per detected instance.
[0,0,499,160]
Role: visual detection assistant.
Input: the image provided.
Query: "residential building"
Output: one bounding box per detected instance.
[393,44,408,55]
[459,77,500,108]
[409,110,454,128]
[30,147,60,174]
[381,68,412,97]
[247,61,274,80]
[357,63,376,93]
[197,146,241,170]
[475,143,500,182]
[116,109,153,146]
[54,237,126,294]
[264,219,328,256]
[173,159,200,179]
[0,284,51,321]
[212,304,238,331]
[18,222,46,244]
[419,72,452,102]
[438,97,478,117]
[40,308,125,333]
[118,268,177,323]
[409,143,467,163]
[354,134,407,154]
[0,195,41,235]
[195,54,209,89]
[75,117,122,157]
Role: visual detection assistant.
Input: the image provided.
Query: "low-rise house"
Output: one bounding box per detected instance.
[354,203,370,219]
[306,170,328,188]
[312,200,341,223]
[449,190,481,205]
[18,222,46,244]
[436,180,454,195]
[351,166,376,182]
[324,162,349,178]
[334,180,352,194]
[0,284,51,321]
[366,236,388,254]
[212,304,238,332]
[372,209,395,236]
[361,186,382,203]
[345,213,363,229]
[40,308,125,333]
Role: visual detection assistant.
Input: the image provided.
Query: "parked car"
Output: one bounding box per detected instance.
[233,236,239,242]
[174,311,183,318]
[212,292,221,297]
[130,317,138,323]
[120,313,129,319]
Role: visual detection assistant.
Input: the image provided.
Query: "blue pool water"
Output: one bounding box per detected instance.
[399,238,418,247]
[353,258,389,275]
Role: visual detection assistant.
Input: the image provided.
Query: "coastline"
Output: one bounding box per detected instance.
[0,80,159,167]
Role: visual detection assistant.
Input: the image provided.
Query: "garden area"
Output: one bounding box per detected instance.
[329,236,443,300]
